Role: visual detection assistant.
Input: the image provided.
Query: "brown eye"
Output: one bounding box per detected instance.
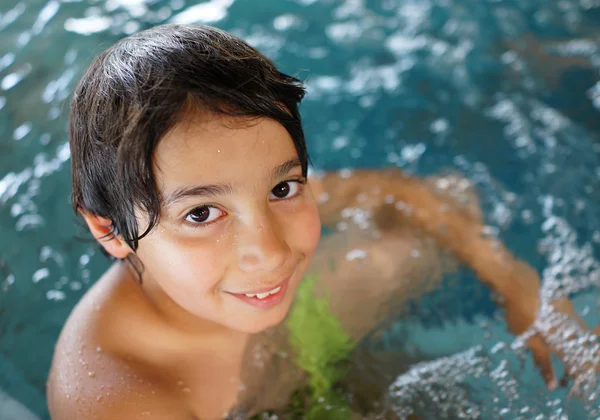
[269,181,302,200]
[185,206,223,225]
[271,182,291,199]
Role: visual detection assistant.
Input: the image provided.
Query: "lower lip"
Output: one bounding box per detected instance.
[229,279,289,309]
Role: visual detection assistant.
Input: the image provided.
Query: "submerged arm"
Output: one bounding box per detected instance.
[309,169,568,385]
[310,169,538,304]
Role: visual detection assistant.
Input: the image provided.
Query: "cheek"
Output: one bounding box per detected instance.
[288,202,321,256]
[137,234,226,296]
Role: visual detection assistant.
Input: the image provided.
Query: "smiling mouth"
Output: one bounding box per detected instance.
[242,285,282,300]
[227,275,292,309]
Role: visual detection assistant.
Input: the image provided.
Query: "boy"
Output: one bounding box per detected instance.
[47,24,577,419]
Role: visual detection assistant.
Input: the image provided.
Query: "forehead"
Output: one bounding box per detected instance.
[154,112,299,188]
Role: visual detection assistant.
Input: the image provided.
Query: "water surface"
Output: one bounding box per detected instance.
[1,0,600,418]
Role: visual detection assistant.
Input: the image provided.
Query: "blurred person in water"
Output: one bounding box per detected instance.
[46,24,596,419]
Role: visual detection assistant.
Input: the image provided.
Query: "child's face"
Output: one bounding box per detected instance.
[134,112,321,334]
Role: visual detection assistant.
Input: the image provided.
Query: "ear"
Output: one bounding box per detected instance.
[80,212,132,259]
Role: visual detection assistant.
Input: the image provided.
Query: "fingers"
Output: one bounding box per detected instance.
[528,335,557,391]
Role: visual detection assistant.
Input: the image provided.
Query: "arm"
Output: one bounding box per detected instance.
[309,169,573,387]
[310,169,537,305]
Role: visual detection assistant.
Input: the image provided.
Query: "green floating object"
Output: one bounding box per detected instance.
[286,275,355,419]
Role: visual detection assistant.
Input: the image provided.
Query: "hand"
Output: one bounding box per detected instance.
[531,298,600,396]
[503,263,600,393]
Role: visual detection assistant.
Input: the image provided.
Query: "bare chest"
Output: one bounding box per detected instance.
[179,330,306,419]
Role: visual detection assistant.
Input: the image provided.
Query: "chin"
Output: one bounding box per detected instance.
[236,307,289,334]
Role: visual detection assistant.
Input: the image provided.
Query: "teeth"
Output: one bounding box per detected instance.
[245,286,281,299]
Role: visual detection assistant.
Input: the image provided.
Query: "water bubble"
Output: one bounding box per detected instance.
[345,249,367,261]
[32,268,49,283]
[13,123,32,141]
[46,290,65,301]
[332,136,348,150]
[2,72,24,90]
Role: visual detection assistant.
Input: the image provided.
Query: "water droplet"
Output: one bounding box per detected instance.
[346,249,367,261]
[32,267,49,283]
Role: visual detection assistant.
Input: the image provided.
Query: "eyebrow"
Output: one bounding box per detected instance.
[161,158,303,208]
[272,158,302,181]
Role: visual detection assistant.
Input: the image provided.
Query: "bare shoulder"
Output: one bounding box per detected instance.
[47,262,243,419]
[46,263,190,419]
[47,362,186,419]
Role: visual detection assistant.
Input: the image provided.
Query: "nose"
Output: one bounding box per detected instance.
[236,213,290,274]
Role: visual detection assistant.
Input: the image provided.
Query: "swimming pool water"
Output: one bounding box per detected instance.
[1,0,600,418]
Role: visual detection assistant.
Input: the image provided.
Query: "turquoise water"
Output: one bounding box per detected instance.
[1,0,600,418]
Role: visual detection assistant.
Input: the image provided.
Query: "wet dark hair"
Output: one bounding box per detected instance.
[69,24,308,264]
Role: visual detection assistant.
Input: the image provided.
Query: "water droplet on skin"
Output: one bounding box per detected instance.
[96,346,102,353]
[346,249,367,261]
[182,387,191,393]
[97,395,103,402]
[88,371,95,378]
